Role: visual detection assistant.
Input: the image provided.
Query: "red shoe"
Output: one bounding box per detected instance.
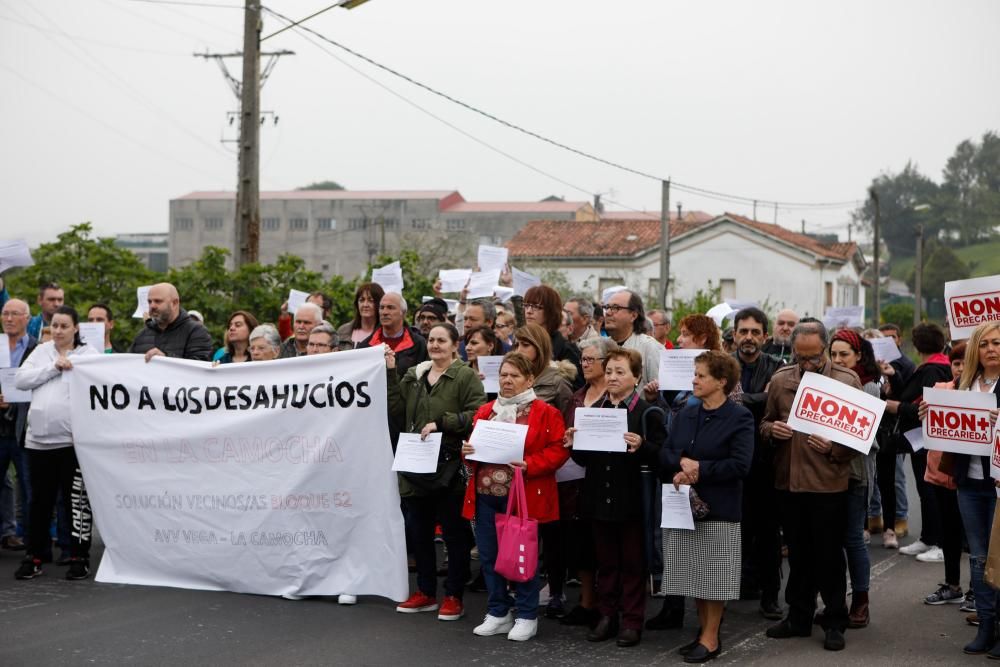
[438,595,464,621]
[396,591,439,613]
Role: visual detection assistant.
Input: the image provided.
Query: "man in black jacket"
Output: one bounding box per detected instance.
[762,309,798,364]
[732,307,783,619]
[129,283,213,362]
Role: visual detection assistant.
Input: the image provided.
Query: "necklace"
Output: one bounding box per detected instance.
[983,376,999,387]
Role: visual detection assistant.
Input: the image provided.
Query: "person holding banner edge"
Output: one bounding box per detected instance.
[386,322,485,622]
[461,351,569,642]
[918,321,1000,656]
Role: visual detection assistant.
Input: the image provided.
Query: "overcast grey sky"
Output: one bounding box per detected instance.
[1,0,997,248]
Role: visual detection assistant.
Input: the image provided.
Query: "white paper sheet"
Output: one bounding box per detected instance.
[870,336,902,363]
[477,245,508,274]
[660,484,695,530]
[132,285,152,319]
[79,322,105,351]
[785,371,886,455]
[555,458,586,482]
[466,270,501,299]
[903,427,924,453]
[822,305,865,330]
[467,420,528,464]
[438,269,472,294]
[657,348,705,391]
[706,303,735,327]
[923,387,997,456]
[372,261,404,294]
[0,239,34,273]
[0,367,30,402]
[391,432,442,473]
[512,267,541,297]
[945,274,1000,341]
[0,334,9,368]
[493,286,515,302]
[287,289,310,315]
[476,355,504,394]
[573,407,628,452]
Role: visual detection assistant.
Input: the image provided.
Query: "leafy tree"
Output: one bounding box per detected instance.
[853,162,940,259]
[907,242,970,319]
[668,285,722,344]
[4,223,158,349]
[880,302,914,331]
[296,180,345,191]
[940,131,1000,246]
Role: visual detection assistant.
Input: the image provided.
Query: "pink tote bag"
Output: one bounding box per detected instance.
[494,467,539,583]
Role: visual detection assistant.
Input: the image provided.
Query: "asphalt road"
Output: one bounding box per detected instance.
[0,476,980,666]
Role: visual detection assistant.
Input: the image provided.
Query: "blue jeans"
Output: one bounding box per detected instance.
[957,485,999,625]
[845,483,870,593]
[475,493,539,620]
[0,435,29,537]
[895,455,909,518]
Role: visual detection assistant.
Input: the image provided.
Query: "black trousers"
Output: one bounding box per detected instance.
[933,484,963,586]
[740,459,782,602]
[402,493,470,600]
[26,447,91,562]
[910,450,942,546]
[875,446,897,531]
[779,490,848,631]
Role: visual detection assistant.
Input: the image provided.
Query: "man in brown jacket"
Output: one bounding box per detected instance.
[760,320,861,652]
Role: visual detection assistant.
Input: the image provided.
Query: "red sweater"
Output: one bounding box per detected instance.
[462,399,569,523]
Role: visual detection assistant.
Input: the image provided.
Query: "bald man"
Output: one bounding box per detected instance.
[129,282,213,362]
[762,309,798,365]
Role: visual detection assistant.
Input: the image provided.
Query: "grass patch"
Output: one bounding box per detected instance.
[888,239,1000,280]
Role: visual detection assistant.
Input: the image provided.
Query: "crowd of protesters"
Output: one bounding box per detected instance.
[1,267,997,662]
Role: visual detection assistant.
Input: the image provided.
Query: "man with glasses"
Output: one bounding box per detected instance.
[493,311,515,348]
[731,307,783,619]
[763,309,799,364]
[305,322,338,355]
[413,300,448,338]
[601,290,661,386]
[647,309,674,349]
[760,321,861,652]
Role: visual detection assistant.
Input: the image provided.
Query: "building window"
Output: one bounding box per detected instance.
[174,217,193,231]
[838,281,859,307]
[289,218,308,231]
[349,218,367,231]
[204,217,223,231]
[383,218,399,230]
[648,279,660,302]
[478,235,503,246]
[825,281,834,308]
[446,219,466,231]
[262,217,281,232]
[411,218,431,230]
[317,217,335,231]
[720,279,736,301]
[598,278,625,298]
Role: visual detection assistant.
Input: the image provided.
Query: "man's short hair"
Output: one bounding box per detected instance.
[568,297,594,321]
[295,302,323,321]
[89,303,114,321]
[469,298,496,323]
[309,321,339,348]
[382,292,407,313]
[733,307,768,334]
[912,322,945,355]
[39,282,61,297]
[879,323,901,336]
[791,321,829,348]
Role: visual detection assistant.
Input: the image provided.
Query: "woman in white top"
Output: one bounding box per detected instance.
[14,306,99,582]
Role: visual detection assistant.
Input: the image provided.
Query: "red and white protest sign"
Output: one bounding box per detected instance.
[923,387,997,456]
[991,421,1000,481]
[945,275,1000,341]
[786,371,886,455]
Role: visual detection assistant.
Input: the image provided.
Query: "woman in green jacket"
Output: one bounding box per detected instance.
[386,322,486,622]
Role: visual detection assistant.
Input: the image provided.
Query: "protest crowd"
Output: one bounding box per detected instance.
[2,259,1000,664]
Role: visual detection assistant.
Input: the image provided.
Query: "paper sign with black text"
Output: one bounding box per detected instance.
[785,371,886,455]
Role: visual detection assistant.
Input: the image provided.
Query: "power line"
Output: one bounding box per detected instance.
[261,5,861,211]
[261,2,344,42]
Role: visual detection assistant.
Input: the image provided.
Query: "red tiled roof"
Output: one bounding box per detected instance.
[600,210,714,223]
[442,201,589,213]
[507,213,859,262]
[507,219,703,259]
[174,190,462,201]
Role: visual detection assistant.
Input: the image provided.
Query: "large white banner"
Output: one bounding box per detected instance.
[69,347,408,600]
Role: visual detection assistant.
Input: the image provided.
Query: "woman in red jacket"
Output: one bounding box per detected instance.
[461,352,569,642]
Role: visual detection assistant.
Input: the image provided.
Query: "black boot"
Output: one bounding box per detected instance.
[646,596,684,630]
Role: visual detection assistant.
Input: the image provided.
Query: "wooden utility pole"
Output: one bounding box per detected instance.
[235,0,262,268]
[869,187,881,328]
[914,224,924,327]
[659,179,671,310]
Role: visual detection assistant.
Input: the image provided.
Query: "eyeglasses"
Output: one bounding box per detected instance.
[602,304,634,315]
[794,354,824,366]
[523,302,544,312]
[581,356,605,365]
[653,322,670,328]
[494,323,511,330]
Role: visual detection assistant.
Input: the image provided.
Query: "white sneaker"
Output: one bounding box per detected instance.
[916,546,945,562]
[507,618,538,642]
[338,594,357,605]
[538,583,551,605]
[473,612,515,636]
[281,593,305,600]
[900,539,930,556]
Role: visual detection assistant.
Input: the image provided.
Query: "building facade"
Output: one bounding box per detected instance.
[507,213,867,319]
[169,190,594,277]
[114,233,169,273]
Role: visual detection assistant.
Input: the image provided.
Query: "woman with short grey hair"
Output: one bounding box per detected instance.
[249,324,281,361]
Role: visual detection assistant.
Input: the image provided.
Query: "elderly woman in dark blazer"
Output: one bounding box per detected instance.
[660,350,754,663]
